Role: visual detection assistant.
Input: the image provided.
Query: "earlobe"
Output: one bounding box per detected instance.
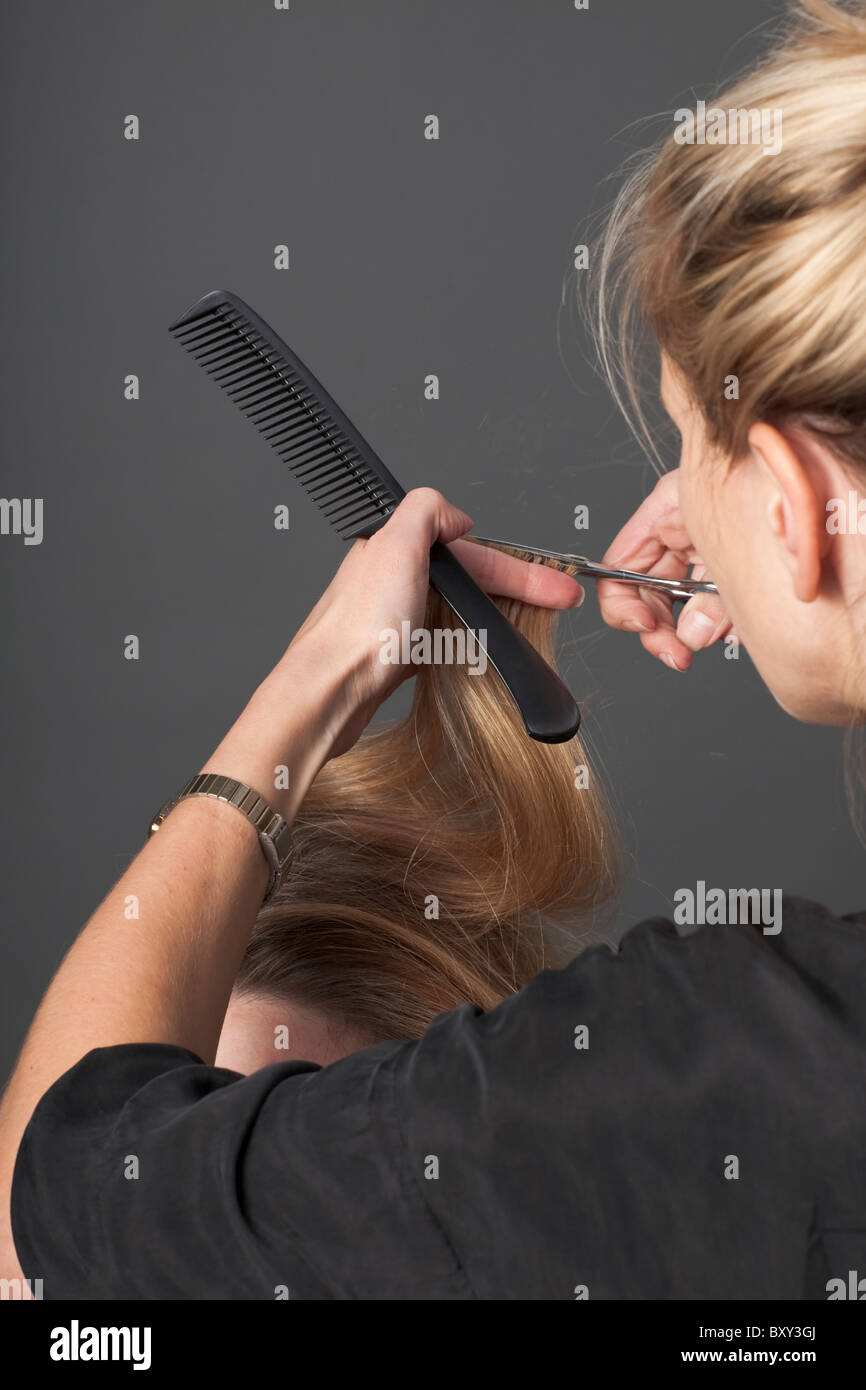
[748,422,825,604]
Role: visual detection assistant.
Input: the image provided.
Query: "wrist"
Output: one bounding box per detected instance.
[203,633,362,822]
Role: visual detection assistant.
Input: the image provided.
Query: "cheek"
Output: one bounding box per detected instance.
[678,450,752,627]
[677,447,712,559]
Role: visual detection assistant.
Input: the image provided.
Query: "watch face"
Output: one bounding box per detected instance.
[271,820,294,865]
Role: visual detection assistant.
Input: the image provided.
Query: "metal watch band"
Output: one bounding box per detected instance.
[148,772,293,903]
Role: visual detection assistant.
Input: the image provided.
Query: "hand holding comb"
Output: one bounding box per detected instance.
[169,290,580,742]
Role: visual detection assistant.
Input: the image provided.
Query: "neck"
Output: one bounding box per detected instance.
[215,990,371,1073]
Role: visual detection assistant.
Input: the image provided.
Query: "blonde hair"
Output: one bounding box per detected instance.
[237,554,619,1043]
[586,0,866,474]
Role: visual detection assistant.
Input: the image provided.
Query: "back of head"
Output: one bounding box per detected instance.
[237,558,619,1044]
[591,0,866,473]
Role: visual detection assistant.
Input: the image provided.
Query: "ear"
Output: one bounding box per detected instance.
[746,422,831,603]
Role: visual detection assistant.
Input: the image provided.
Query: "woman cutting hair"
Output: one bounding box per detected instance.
[4,0,866,1299]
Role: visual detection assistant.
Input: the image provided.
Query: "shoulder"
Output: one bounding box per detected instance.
[396,893,866,1106]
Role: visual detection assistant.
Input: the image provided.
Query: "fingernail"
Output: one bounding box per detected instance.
[572,586,586,608]
[678,609,715,650]
[625,618,654,634]
[662,652,684,671]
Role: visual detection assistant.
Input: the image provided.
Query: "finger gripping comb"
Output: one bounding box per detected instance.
[170,290,580,743]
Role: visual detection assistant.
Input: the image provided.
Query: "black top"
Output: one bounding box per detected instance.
[10,897,866,1300]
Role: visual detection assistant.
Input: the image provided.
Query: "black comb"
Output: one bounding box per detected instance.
[170,290,580,742]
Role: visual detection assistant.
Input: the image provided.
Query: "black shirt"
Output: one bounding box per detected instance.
[10,897,866,1299]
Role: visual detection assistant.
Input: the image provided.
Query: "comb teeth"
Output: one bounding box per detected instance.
[170,296,402,539]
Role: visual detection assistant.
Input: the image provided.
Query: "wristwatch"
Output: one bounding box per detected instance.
[149,772,293,903]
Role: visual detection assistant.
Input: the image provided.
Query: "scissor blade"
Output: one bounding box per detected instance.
[469,534,577,564]
[468,534,718,598]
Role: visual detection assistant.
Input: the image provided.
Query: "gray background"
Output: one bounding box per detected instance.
[1,0,859,1078]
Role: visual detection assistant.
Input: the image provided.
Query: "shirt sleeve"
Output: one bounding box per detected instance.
[10,1037,466,1300]
[11,904,866,1300]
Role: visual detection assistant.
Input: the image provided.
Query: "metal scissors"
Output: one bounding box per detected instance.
[468,535,718,603]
